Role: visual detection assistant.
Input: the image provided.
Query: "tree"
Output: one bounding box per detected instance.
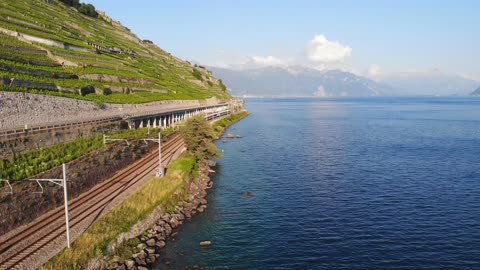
[192,69,203,81]
[180,115,221,161]
[219,79,227,92]
[59,0,79,8]
[78,3,98,18]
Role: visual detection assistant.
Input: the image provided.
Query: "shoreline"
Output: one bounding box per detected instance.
[84,111,248,270]
[105,162,215,270]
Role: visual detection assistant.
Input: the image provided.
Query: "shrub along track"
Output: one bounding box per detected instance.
[0,132,185,270]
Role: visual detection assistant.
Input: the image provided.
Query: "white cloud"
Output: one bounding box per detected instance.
[208,61,231,68]
[368,64,382,77]
[246,55,287,66]
[305,35,352,63]
[209,34,353,71]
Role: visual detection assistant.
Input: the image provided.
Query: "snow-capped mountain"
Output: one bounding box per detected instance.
[209,66,394,97]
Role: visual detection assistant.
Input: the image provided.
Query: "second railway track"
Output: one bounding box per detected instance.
[0,133,185,270]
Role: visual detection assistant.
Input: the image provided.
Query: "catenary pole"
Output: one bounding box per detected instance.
[159,132,163,176]
[62,163,70,248]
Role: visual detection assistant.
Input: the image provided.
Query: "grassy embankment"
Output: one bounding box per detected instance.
[41,111,247,269]
[42,152,196,270]
[212,110,249,137]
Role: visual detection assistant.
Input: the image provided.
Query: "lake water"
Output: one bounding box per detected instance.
[154,97,480,269]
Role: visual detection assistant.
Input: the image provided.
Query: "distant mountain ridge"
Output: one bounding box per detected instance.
[209,65,479,97]
[379,70,479,96]
[209,66,395,97]
[470,86,480,96]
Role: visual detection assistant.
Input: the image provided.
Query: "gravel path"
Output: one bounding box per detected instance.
[0,92,218,129]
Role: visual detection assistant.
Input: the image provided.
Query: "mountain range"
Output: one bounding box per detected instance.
[380,70,479,96]
[209,66,479,97]
[470,86,480,96]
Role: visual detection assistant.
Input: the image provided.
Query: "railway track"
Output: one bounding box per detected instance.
[0,133,185,269]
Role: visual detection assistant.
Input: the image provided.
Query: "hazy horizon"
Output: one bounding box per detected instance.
[87,0,479,82]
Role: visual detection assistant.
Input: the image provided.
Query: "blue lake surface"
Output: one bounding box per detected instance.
[154,97,480,269]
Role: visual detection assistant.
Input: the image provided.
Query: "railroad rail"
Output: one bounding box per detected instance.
[0,110,231,269]
[0,133,185,269]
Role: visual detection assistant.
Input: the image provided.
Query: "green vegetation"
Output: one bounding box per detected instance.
[41,110,245,269]
[0,0,231,103]
[77,4,98,18]
[180,115,221,162]
[42,152,196,270]
[58,0,98,18]
[58,0,80,7]
[0,136,102,181]
[219,79,227,92]
[192,69,203,81]
[212,110,249,136]
[0,127,173,182]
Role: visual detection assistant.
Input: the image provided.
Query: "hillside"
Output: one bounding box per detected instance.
[0,0,230,103]
[209,66,395,97]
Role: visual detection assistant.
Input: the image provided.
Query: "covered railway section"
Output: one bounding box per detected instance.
[0,103,233,138]
[125,103,230,129]
[204,109,231,121]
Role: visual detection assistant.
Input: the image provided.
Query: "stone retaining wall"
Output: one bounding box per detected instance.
[0,91,219,130]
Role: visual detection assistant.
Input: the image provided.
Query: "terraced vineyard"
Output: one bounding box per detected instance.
[0,126,175,183]
[0,0,230,103]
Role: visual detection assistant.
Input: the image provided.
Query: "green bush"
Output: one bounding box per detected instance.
[103,87,112,95]
[78,4,98,18]
[59,0,80,7]
[80,85,95,96]
[180,115,220,161]
[192,69,203,81]
[219,79,227,92]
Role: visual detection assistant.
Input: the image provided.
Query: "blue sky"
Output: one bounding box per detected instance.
[87,0,479,80]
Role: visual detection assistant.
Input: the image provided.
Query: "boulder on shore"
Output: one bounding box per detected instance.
[226,133,235,138]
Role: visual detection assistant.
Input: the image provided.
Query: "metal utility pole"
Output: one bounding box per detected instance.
[158,132,162,176]
[62,164,70,248]
[142,132,163,177]
[29,164,70,248]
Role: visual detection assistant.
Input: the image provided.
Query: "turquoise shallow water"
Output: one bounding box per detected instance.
[154,97,480,270]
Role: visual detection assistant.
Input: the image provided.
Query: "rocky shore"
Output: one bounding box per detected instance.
[84,162,214,270]
[80,112,248,270]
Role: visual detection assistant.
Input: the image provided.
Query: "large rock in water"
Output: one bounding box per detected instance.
[200,241,212,246]
[240,191,253,197]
